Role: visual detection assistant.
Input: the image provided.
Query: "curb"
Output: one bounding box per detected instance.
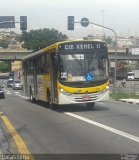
[119,99,139,105]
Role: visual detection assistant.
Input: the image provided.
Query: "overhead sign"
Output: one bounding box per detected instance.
[0,16,15,28]
[80,18,89,27]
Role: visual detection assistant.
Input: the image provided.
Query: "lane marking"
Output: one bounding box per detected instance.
[1,116,34,160]
[15,92,19,94]
[17,95,29,100]
[6,92,11,95]
[65,112,139,143]
[3,89,28,99]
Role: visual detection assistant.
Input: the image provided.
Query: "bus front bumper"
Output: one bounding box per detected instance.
[58,90,109,105]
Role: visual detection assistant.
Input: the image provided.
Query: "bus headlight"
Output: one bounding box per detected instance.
[101,86,109,94]
[106,86,109,89]
[60,88,72,96]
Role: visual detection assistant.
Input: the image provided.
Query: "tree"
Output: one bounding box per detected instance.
[103,37,112,44]
[17,28,68,52]
[0,39,9,49]
[0,62,9,72]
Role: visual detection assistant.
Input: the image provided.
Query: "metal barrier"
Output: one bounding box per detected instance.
[110,83,139,95]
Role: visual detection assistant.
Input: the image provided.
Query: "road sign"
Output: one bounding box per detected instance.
[0,16,15,28]
[80,18,89,27]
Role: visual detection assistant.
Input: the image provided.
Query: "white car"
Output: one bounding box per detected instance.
[12,81,23,90]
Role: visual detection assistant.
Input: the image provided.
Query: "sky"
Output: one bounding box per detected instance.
[0,0,139,39]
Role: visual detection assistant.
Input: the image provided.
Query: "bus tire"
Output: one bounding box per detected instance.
[47,91,56,109]
[47,91,52,107]
[30,88,35,103]
[86,102,95,108]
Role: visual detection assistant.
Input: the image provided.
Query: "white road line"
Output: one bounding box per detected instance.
[15,92,19,94]
[65,112,139,143]
[6,92,11,95]
[17,94,29,100]
[4,89,28,99]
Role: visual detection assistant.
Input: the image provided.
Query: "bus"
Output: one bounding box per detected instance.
[22,40,109,108]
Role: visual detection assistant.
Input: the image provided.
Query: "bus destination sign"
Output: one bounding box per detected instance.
[58,42,107,52]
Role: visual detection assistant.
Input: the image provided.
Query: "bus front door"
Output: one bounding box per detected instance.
[51,54,58,103]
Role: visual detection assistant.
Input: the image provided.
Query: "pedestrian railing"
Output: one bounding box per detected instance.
[109,83,139,95]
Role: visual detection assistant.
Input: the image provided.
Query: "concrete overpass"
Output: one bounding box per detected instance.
[108,48,139,60]
[0,47,139,61]
[0,48,32,61]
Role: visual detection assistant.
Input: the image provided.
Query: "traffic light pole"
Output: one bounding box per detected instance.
[0,18,27,31]
[89,21,118,83]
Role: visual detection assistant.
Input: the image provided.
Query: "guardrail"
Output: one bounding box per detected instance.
[110,83,139,95]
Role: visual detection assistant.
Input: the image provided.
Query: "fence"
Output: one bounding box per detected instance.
[109,83,139,95]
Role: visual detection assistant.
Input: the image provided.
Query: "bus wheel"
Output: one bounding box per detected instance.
[86,102,95,108]
[47,92,52,107]
[30,89,35,103]
[47,92,56,109]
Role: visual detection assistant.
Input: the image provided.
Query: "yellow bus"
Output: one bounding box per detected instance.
[22,40,109,108]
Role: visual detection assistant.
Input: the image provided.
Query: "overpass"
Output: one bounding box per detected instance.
[0,47,139,61]
[108,48,139,60]
[0,48,32,60]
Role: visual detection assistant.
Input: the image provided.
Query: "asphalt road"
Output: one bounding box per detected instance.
[0,87,139,159]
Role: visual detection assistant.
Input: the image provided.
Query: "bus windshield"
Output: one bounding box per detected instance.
[59,52,108,82]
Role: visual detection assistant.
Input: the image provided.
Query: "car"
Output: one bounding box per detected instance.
[12,81,23,90]
[0,87,5,99]
[7,80,14,88]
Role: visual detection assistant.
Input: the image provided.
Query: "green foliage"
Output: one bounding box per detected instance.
[0,62,9,72]
[18,28,68,52]
[103,37,112,44]
[0,40,9,49]
[110,92,139,100]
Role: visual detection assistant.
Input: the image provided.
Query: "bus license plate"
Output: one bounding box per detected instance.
[82,95,91,101]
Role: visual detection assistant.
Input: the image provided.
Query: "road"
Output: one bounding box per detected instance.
[0,87,139,159]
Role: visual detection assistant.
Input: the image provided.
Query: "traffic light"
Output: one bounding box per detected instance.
[67,16,74,30]
[20,16,27,30]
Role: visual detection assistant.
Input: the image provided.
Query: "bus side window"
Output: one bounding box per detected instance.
[45,54,49,73]
[36,54,50,74]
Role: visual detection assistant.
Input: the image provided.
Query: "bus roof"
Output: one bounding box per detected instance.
[22,39,106,61]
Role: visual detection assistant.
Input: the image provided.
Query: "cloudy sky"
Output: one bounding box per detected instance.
[0,0,139,38]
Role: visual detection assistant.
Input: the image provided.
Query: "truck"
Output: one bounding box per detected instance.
[127,70,139,80]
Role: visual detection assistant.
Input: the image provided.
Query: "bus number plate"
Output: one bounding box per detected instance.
[82,95,91,101]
